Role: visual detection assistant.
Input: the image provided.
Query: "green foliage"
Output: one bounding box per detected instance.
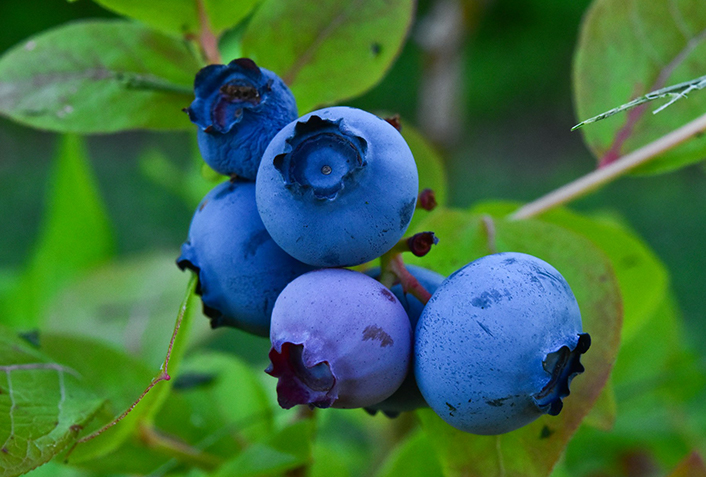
[88,0,262,37]
[241,0,415,113]
[0,329,105,477]
[2,135,113,328]
[375,429,444,477]
[574,0,706,173]
[1,0,705,475]
[562,293,706,475]
[0,21,199,132]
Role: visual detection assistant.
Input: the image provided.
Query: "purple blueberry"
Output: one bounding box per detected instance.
[185,58,298,180]
[255,106,419,267]
[365,265,445,416]
[415,252,590,435]
[266,269,412,409]
[177,180,314,336]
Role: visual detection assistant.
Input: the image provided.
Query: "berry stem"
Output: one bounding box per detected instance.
[510,110,706,220]
[197,0,222,65]
[481,215,498,254]
[416,189,438,211]
[379,232,437,304]
[138,423,224,470]
[389,255,433,305]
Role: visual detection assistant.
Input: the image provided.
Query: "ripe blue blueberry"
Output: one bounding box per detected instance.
[365,265,446,416]
[415,252,590,435]
[177,180,314,336]
[266,269,412,409]
[256,106,419,268]
[185,58,298,180]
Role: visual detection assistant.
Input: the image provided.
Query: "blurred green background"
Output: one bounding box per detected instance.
[2,0,704,355]
[1,1,706,476]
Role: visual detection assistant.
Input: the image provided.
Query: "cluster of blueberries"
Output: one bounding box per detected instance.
[177,58,590,435]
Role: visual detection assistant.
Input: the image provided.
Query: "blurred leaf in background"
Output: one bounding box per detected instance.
[1,135,114,329]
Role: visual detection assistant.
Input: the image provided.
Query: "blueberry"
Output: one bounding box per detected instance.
[185,58,298,180]
[266,269,412,409]
[365,265,445,415]
[177,180,314,336]
[414,252,590,435]
[256,106,419,268]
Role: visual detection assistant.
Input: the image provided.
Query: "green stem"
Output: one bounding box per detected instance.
[139,423,224,470]
[511,111,706,220]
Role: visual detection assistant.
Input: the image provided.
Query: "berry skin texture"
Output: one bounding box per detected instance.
[266,269,412,409]
[414,252,590,435]
[177,180,314,337]
[185,58,298,180]
[256,106,419,268]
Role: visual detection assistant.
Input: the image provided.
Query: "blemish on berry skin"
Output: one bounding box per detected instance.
[485,397,509,407]
[539,425,554,439]
[476,320,493,337]
[446,402,457,412]
[371,42,382,56]
[362,325,394,347]
[380,288,396,303]
[399,198,416,230]
[471,289,503,309]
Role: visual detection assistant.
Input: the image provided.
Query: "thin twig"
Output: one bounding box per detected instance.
[573,75,706,131]
[64,277,195,460]
[197,0,221,64]
[512,111,706,220]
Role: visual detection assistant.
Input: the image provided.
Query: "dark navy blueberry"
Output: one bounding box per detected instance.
[256,106,419,268]
[185,58,298,180]
[365,265,446,415]
[177,180,314,336]
[414,252,590,435]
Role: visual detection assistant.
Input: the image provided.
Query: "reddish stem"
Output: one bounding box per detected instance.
[388,255,432,305]
[64,285,189,460]
[197,0,221,64]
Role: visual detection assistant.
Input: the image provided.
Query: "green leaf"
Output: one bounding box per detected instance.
[562,293,705,475]
[667,452,706,477]
[0,20,199,133]
[408,207,622,477]
[66,275,199,464]
[213,419,315,477]
[611,293,705,403]
[375,429,444,477]
[205,0,263,36]
[580,380,616,432]
[154,351,274,458]
[89,0,199,36]
[90,0,261,37]
[0,328,104,477]
[400,119,448,234]
[40,334,154,417]
[573,0,706,174]
[242,0,415,113]
[43,252,209,368]
[1,135,113,329]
